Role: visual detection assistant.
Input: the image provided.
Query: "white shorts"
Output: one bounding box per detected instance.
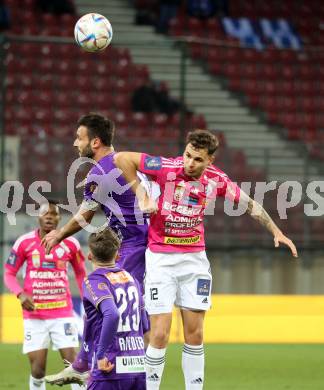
[23,317,79,354]
[145,249,212,314]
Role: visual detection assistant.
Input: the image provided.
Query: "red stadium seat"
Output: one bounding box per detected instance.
[169,18,184,36]
[131,112,150,129]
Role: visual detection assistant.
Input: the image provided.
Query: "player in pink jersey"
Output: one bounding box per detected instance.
[114,129,298,390]
[4,200,86,390]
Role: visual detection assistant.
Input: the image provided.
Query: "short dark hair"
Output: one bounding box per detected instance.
[77,113,115,146]
[186,129,219,155]
[88,228,121,263]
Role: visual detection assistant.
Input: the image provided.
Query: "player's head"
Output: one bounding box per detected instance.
[74,113,115,158]
[183,129,219,178]
[88,228,121,266]
[38,199,60,233]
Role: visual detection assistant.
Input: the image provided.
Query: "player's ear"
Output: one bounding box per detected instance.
[88,252,93,261]
[208,154,215,164]
[91,137,101,149]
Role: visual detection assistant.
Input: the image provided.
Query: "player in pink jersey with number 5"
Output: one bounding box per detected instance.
[115,129,298,390]
[4,200,86,390]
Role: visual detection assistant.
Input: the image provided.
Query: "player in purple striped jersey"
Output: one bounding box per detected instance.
[46,228,147,389]
[41,113,150,385]
[42,113,149,290]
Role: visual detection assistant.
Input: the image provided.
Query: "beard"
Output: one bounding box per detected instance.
[80,144,94,159]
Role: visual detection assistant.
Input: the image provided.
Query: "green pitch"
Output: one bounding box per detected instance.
[1,343,324,389]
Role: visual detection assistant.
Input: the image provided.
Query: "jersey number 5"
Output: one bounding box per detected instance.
[115,286,140,333]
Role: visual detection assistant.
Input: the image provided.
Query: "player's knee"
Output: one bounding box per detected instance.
[184,327,204,345]
[150,328,169,348]
[31,366,46,379]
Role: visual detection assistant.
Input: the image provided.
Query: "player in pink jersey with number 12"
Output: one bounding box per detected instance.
[115,129,298,390]
[4,200,86,390]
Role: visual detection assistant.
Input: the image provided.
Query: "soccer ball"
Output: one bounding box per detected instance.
[74,13,113,52]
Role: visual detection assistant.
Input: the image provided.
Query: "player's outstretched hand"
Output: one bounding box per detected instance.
[41,229,61,254]
[97,357,115,372]
[274,231,298,258]
[18,292,35,311]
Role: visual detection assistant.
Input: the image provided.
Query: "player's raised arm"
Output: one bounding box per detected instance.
[41,208,95,254]
[240,190,298,258]
[114,152,142,192]
[114,152,157,213]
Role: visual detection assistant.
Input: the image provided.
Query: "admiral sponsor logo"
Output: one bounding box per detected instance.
[30,270,67,279]
[165,215,202,223]
[144,156,162,170]
[34,300,67,309]
[7,251,17,266]
[32,280,65,288]
[164,235,201,245]
[197,279,211,296]
[116,355,145,374]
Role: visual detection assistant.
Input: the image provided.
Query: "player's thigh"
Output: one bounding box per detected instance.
[48,317,79,351]
[149,313,173,342]
[23,319,50,354]
[145,249,177,315]
[175,251,212,311]
[58,347,78,362]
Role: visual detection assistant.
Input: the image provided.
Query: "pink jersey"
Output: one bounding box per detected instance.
[4,229,86,319]
[139,154,241,253]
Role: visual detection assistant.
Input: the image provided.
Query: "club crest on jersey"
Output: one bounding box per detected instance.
[32,249,41,268]
[144,156,162,170]
[97,282,109,291]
